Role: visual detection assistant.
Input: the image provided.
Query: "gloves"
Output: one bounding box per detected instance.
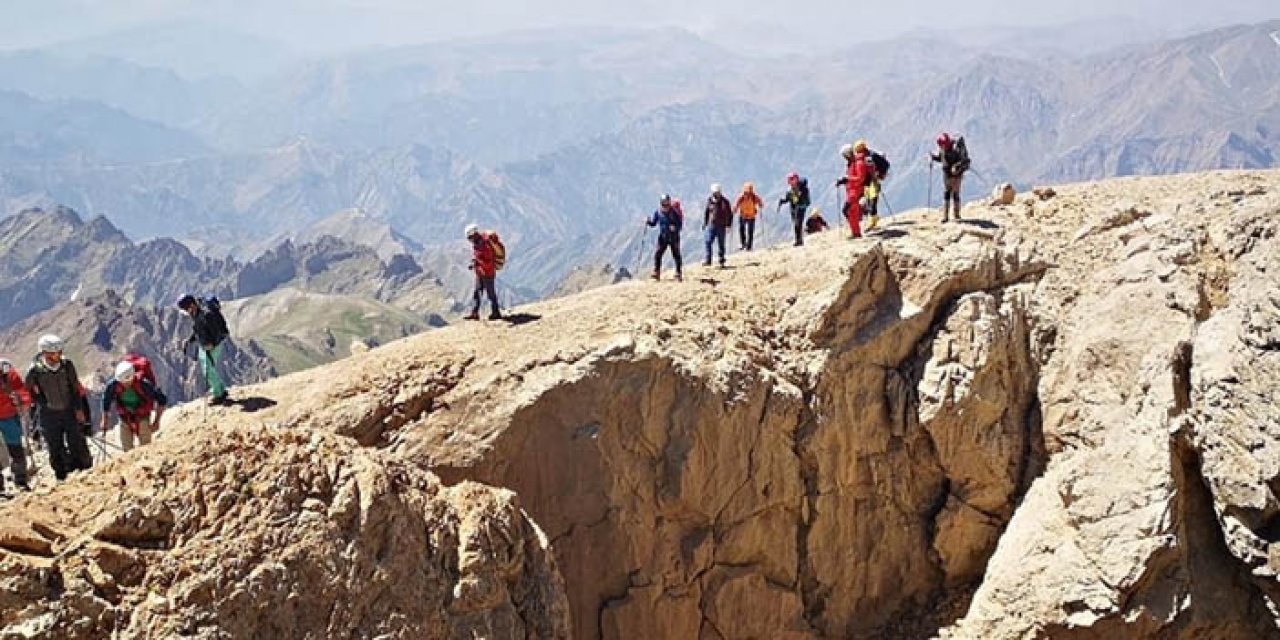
[835,177,848,187]
[82,422,94,437]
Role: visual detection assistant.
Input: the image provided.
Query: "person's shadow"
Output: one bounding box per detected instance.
[501,313,542,326]
[230,396,278,413]
[958,219,1000,230]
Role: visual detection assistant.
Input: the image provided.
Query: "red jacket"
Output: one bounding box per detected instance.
[0,368,31,420]
[471,234,497,278]
[845,152,872,201]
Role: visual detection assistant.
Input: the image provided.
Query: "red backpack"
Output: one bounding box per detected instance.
[123,353,156,387]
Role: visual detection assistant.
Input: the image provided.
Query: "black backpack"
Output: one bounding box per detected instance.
[955,137,972,173]
[870,151,891,180]
[203,296,231,344]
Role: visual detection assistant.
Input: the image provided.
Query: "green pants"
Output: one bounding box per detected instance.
[199,343,227,397]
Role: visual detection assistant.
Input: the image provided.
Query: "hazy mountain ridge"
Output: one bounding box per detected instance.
[1,21,1277,298]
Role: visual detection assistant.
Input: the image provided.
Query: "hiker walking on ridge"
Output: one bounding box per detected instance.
[703,184,733,268]
[930,133,970,222]
[734,182,763,251]
[101,357,168,452]
[805,208,830,234]
[860,141,891,232]
[25,335,93,481]
[836,142,872,239]
[0,358,32,493]
[779,172,811,246]
[646,194,684,281]
[464,224,505,321]
[177,294,232,405]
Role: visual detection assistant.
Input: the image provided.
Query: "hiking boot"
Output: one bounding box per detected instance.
[675,273,683,282]
[718,262,726,269]
[867,216,880,231]
[489,311,503,320]
[464,312,480,321]
[651,271,660,281]
[793,241,803,247]
[703,260,712,267]
[208,394,230,407]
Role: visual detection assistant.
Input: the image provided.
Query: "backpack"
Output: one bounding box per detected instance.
[122,353,157,387]
[202,296,231,344]
[870,151,891,180]
[485,233,507,271]
[955,137,971,172]
[798,178,810,201]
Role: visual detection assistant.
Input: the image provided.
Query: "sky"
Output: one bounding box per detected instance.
[2,0,1277,53]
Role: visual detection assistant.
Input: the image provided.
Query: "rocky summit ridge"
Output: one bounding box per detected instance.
[0,170,1278,639]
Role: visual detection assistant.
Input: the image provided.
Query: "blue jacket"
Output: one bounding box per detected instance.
[647,208,683,237]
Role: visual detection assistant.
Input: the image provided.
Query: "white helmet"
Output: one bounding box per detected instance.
[115,361,136,383]
[840,143,855,159]
[464,223,479,239]
[38,334,64,353]
[0,358,11,376]
[711,183,722,195]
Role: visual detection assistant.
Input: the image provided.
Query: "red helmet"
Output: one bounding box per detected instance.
[937,133,952,148]
[787,172,800,185]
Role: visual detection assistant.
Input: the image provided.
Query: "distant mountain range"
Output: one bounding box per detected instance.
[1,20,1277,298]
[0,206,456,381]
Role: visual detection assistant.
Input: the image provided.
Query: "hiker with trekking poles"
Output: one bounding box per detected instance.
[101,356,168,452]
[0,358,32,495]
[25,335,93,482]
[930,133,971,222]
[734,182,763,251]
[646,194,684,282]
[779,172,811,246]
[836,142,874,239]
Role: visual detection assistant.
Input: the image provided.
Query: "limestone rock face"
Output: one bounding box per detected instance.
[5,170,1279,639]
[0,427,570,639]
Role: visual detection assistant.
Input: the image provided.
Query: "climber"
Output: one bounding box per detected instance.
[646,194,684,281]
[703,183,733,268]
[835,142,872,238]
[805,208,830,234]
[734,182,763,251]
[464,224,504,321]
[861,141,891,232]
[779,172,811,246]
[101,360,168,452]
[0,358,32,493]
[24,335,93,481]
[177,294,232,405]
[930,133,970,222]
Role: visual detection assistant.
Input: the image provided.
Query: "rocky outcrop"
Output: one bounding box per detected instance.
[0,426,570,639]
[4,170,1278,639]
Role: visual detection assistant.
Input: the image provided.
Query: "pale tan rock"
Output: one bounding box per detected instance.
[0,427,570,639]
[6,170,1280,639]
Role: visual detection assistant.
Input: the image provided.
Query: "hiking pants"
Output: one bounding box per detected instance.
[39,408,91,481]
[472,275,499,315]
[0,416,27,487]
[790,206,807,245]
[739,217,756,250]
[119,415,153,452]
[199,343,227,398]
[655,233,682,276]
[704,225,727,265]
[843,196,864,238]
[944,175,963,214]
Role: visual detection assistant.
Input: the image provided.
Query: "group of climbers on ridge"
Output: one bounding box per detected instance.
[0,295,230,494]
[638,133,968,280]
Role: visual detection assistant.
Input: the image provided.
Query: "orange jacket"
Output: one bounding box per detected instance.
[735,191,763,219]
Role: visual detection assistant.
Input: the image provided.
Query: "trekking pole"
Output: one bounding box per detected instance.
[927,160,935,210]
[880,192,895,216]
